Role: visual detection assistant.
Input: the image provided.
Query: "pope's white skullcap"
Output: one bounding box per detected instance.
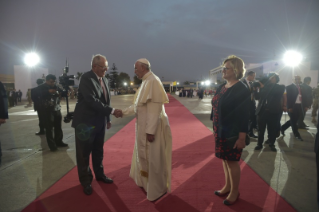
[136,58,150,66]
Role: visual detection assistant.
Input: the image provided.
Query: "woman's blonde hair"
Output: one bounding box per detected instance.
[223,55,246,80]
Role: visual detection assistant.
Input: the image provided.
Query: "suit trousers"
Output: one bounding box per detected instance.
[257,111,279,147]
[43,110,63,150]
[75,123,106,186]
[37,109,46,132]
[249,101,257,133]
[281,104,302,137]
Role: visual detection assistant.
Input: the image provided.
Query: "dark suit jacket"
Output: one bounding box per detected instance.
[72,70,112,129]
[315,111,319,153]
[0,81,8,119]
[241,79,255,106]
[31,86,41,111]
[286,83,308,110]
[255,83,285,115]
[214,81,250,139]
[302,83,313,107]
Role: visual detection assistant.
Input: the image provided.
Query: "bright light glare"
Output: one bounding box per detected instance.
[24,52,40,67]
[177,82,179,85]
[283,50,303,67]
[201,82,204,85]
[205,80,210,85]
[130,82,133,85]
[124,82,127,86]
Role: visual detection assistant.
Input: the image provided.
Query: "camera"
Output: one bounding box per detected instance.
[59,61,75,123]
[59,65,75,90]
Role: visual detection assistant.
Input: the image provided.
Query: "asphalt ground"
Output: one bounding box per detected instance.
[0,94,317,212]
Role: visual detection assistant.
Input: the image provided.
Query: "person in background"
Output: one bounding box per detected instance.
[26,89,32,106]
[312,84,319,124]
[281,76,309,141]
[298,77,312,129]
[0,81,9,165]
[31,79,46,135]
[254,73,285,152]
[241,71,258,138]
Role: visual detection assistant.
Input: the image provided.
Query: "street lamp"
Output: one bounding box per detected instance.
[130,82,133,85]
[283,50,303,67]
[24,52,40,67]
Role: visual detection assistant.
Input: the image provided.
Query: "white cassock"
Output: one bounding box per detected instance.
[123,71,172,201]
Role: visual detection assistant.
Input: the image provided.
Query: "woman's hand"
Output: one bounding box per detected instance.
[234,132,247,149]
[234,138,245,149]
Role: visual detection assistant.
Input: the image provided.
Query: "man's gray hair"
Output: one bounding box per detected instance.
[91,54,106,67]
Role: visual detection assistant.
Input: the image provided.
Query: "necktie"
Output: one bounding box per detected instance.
[249,81,253,100]
[297,85,302,101]
[99,78,107,101]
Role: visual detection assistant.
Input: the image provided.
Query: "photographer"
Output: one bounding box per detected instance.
[38,74,68,152]
[254,73,285,152]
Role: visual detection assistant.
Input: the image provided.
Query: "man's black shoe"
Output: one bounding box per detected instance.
[56,142,68,147]
[35,131,45,135]
[50,148,58,152]
[254,145,262,150]
[249,133,258,139]
[83,185,92,195]
[295,136,304,141]
[96,176,113,184]
[269,146,277,152]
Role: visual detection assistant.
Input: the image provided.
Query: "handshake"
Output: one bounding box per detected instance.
[113,109,123,118]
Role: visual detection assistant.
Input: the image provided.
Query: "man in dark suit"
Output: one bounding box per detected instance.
[0,81,9,165]
[254,73,285,151]
[315,111,319,208]
[72,54,122,195]
[31,79,46,135]
[298,77,313,129]
[241,71,258,138]
[281,76,309,141]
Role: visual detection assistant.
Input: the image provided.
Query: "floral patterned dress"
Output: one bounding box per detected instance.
[212,86,242,161]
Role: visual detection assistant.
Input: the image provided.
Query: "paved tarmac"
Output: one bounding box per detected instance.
[0,94,317,212]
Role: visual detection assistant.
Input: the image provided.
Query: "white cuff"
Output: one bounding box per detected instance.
[111,108,115,114]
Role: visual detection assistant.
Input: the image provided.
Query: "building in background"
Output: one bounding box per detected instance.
[14,65,48,99]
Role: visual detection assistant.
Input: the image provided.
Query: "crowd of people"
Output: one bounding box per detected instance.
[1,54,319,207]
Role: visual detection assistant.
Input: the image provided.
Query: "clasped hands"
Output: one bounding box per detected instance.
[113,109,123,118]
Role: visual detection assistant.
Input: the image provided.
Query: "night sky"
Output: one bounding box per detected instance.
[1,0,318,83]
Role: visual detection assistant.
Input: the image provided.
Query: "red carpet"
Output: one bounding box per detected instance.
[23,94,296,212]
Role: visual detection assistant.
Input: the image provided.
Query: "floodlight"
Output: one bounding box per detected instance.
[177,82,179,85]
[124,82,127,86]
[201,82,204,85]
[205,80,210,85]
[283,50,303,67]
[24,52,40,67]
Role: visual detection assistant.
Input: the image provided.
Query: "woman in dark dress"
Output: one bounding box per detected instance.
[212,55,250,205]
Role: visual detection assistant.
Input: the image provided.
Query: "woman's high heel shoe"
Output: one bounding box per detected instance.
[214,190,230,196]
[223,193,240,205]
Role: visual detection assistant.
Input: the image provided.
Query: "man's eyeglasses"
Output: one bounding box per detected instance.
[96,64,109,69]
